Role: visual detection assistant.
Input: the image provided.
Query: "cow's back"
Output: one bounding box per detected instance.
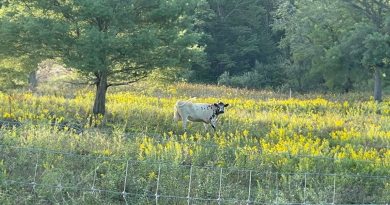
[175,101,212,122]
[186,103,214,123]
[175,101,196,115]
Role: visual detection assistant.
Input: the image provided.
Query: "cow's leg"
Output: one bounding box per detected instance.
[181,115,188,130]
[174,111,181,123]
[174,105,181,123]
[211,124,216,131]
[203,123,209,131]
[210,118,217,131]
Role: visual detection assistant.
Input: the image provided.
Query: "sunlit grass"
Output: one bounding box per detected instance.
[1,83,390,203]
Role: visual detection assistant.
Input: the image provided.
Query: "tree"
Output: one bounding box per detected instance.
[362,32,390,101]
[341,0,390,102]
[0,0,205,115]
[320,24,375,93]
[273,0,360,92]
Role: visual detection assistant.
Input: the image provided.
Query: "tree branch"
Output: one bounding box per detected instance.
[217,1,223,18]
[109,66,146,75]
[342,0,373,19]
[61,80,96,86]
[303,35,314,45]
[373,0,390,11]
[94,71,100,81]
[107,75,148,87]
[343,0,390,28]
[51,0,75,22]
[224,0,251,20]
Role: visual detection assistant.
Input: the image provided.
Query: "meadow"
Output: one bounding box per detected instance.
[1,83,390,204]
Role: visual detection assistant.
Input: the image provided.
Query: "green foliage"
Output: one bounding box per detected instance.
[189,0,280,82]
[4,0,390,102]
[273,0,360,92]
[218,61,286,90]
[0,56,32,90]
[340,0,390,101]
[0,0,206,115]
[272,0,390,97]
[320,24,376,92]
[363,32,390,69]
[0,3,48,89]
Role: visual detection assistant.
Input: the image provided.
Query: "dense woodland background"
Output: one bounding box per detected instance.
[2,0,390,113]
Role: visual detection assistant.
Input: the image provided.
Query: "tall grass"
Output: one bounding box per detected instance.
[1,83,390,204]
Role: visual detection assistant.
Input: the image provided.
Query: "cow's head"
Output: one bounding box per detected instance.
[214,100,229,114]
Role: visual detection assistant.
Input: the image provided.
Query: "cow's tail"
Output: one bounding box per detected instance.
[176,97,197,107]
[174,97,196,122]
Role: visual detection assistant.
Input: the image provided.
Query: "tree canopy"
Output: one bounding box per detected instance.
[2,0,390,103]
[1,0,206,114]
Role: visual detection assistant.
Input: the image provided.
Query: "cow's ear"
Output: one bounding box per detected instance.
[214,103,218,107]
[224,104,229,107]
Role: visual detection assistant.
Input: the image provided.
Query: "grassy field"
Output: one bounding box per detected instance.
[1,83,390,204]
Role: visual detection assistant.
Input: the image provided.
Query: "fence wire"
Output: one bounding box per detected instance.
[1,144,390,204]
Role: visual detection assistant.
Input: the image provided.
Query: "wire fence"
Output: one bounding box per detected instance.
[0,119,388,166]
[1,144,390,204]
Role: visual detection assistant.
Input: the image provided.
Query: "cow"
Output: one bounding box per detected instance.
[174,98,229,131]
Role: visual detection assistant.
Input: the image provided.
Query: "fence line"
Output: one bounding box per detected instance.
[1,144,390,180]
[2,178,384,205]
[0,120,388,165]
[1,142,389,205]
[0,179,274,205]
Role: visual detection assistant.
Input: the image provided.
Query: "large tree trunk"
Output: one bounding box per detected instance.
[93,71,108,116]
[28,71,38,87]
[374,69,382,103]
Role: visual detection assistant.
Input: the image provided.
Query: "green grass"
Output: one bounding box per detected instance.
[0,83,390,204]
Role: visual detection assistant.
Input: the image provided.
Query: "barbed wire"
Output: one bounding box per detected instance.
[0,120,389,166]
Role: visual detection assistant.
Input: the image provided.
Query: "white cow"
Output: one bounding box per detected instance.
[174,98,229,131]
